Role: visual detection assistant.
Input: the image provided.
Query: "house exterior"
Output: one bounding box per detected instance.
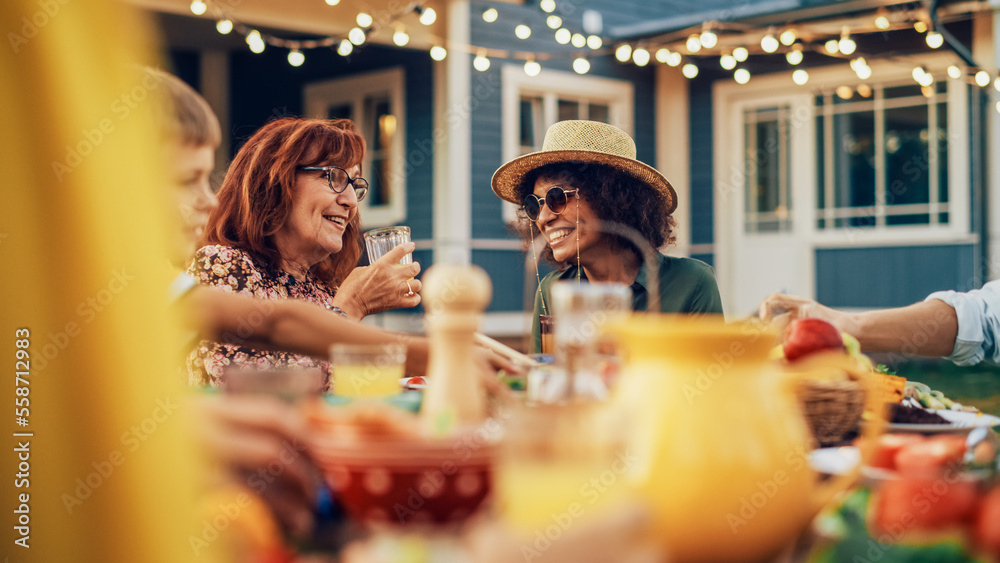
[140,0,1000,341]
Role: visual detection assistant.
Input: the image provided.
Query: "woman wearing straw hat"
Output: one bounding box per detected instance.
[492,120,724,352]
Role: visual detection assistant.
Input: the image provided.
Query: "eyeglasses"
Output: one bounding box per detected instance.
[298,166,369,202]
[522,186,579,220]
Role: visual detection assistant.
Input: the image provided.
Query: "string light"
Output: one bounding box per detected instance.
[573,57,591,74]
[287,49,305,66]
[720,53,736,70]
[947,65,962,79]
[996,100,1000,115]
[666,51,682,66]
[587,35,602,49]
[515,24,531,39]
[925,31,943,49]
[473,51,490,71]
[682,63,699,78]
[632,47,650,66]
[246,30,265,54]
[482,8,498,23]
[416,6,437,25]
[856,63,872,80]
[921,85,935,97]
[914,21,928,33]
[615,44,632,62]
[733,47,749,62]
[734,68,751,84]
[524,59,541,77]
[325,0,340,4]
[216,19,233,34]
[540,0,557,13]
[913,66,934,87]
[994,77,1000,92]
[348,27,366,45]
[761,30,779,53]
[655,48,669,63]
[857,84,872,97]
[393,28,410,46]
[779,29,796,46]
[874,10,890,30]
[686,34,702,53]
[700,26,718,49]
[337,39,353,56]
[976,70,990,87]
[838,28,856,55]
[356,12,373,27]
[429,45,447,61]
[824,39,840,54]
[547,15,562,29]
[785,45,803,65]
[572,33,586,48]
[555,28,571,44]
[836,85,853,99]
[792,69,809,84]
[189,0,207,16]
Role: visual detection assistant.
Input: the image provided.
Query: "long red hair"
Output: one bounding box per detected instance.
[203,117,366,287]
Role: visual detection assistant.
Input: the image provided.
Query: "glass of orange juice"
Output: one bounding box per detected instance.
[329,343,406,398]
[364,226,412,265]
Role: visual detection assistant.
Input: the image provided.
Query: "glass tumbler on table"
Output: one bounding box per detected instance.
[329,343,407,398]
[363,226,412,265]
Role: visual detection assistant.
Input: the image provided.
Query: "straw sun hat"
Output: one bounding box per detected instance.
[491,120,677,214]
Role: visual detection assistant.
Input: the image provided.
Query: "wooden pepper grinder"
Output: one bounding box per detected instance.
[420,263,491,435]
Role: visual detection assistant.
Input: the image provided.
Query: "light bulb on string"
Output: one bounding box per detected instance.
[734,68,750,84]
[246,30,265,54]
[615,44,632,62]
[914,21,928,33]
[917,68,934,87]
[874,10,890,30]
[994,77,1000,92]
[417,6,437,25]
[473,52,490,71]
[482,8,498,23]
[700,26,718,49]
[337,39,353,56]
[720,54,736,70]
[393,29,409,46]
[785,46,803,65]
[587,35,602,50]
[573,57,591,74]
[912,66,927,83]
[325,0,340,4]
[996,100,1000,115]
[666,52,682,66]
[540,0,557,13]
[921,85,935,97]
[356,13,373,27]
[287,49,305,66]
[824,39,839,54]
[682,63,699,78]
[189,0,207,16]
[572,33,586,48]
[779,29,796,46]
[733,46,748,62]
[761,30,779,53]
[524,59,541,77]
[792,69,809,85]
[850,57,865,71]
[429,45,446,61]
[555,28,571,44]
[947,65,962,79]
[349,27,366,45]
[686,34,701,53]
[976,70,990,87]
[632,47,650,66]
[926,31,943,49]
[838,28,856,55]
[515,24,532,40]
[857,84,872,97]
[856,64,872,80]
[216,19,233,34]
[547,15,562,29]
[655,48,669,63]
[836,85,853,100]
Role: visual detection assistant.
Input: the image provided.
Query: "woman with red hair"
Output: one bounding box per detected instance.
[187,117,420,388]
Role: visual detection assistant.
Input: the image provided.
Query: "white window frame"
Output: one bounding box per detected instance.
[304,67,406,227]
[500,65,634,223]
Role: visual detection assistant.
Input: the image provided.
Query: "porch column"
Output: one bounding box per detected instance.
[980,2,1000,281]
[656,64,691,257]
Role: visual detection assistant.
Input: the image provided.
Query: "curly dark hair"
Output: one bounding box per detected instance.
[511,161,677,267]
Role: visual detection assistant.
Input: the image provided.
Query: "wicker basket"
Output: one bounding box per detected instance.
[797,378,866,446]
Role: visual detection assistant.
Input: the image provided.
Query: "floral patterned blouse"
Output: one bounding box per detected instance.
[185,244,337,390]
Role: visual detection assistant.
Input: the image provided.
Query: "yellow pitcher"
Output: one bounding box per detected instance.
[608,315,878,563]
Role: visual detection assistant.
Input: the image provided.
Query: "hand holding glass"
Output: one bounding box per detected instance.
[364,226,412,265]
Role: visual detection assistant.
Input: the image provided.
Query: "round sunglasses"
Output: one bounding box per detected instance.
[522,186,579,221]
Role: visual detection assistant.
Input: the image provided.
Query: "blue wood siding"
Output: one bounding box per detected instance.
[689,75,714,246]
[226,44,434,240]
[815,245,976,308]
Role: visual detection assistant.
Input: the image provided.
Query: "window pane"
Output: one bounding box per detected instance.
[884,85,923,100]
[833,111,875,227]
[884,104,929,210]
[327,104,352,120]
[558,99,579,121]
[520,97,542,149]
[937,101,949,205]
[368,158,389,206]
[816,115,825,211]
[588,103,610,123]
[744,107,791,233]
[364,94,394,206]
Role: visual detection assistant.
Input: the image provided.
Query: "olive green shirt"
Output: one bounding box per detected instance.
[531,254,724,353]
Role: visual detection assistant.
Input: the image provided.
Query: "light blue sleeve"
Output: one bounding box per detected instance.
[924,280,1000,365]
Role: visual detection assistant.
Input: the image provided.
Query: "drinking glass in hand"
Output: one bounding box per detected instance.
[364,226,412,265]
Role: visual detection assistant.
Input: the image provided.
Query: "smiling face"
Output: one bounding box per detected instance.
[274,165,360,272]
[532,175,607,265]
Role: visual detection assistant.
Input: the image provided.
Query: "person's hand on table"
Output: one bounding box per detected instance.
[193,394,321,541]
[758,293,858,336]
[332,242,422,319]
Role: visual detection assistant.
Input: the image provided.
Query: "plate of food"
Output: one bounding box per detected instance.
[887,404,1000,433]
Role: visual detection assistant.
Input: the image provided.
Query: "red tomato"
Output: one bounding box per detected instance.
[872,477,978,535]
[870,434,925,471]
[975,486,1000,558]
[894,434,966,477]
[406,377,426,386]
